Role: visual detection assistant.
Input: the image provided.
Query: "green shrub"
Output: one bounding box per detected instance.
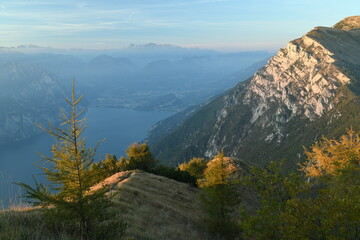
[118,143,156,171]
[149,164,197,186]
[178,157,207,179]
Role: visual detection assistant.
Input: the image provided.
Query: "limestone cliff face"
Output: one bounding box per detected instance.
[208,28,355,154]
[151,17,360,168]
[246,35,349,120]
[0,63,65,144]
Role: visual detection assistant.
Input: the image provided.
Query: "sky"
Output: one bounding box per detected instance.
[0,0,359,52]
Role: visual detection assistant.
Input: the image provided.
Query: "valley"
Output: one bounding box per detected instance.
[0,45,270,145]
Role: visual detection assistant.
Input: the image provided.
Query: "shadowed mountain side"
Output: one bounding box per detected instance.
[146,59,268,146]
[0,62,66,144]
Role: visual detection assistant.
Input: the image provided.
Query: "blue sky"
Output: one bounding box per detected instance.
[0,0,359,51]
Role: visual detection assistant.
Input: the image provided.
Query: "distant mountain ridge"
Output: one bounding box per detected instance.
[126,43,185,50]
[0,43,214,55]
[0,42,271,145]
[150,16,360,169]
[0,62,66,144]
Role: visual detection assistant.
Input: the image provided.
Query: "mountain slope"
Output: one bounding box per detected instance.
[2,167,256,239]
[0,171,206,240]
[150,17,360,169]
[0,62,66,144]
[147,59,268,145]
[92,171,207,240]
[333,15,360,31]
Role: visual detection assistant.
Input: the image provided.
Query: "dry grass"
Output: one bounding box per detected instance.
[0,171,222,239]
[0,208,76,240]
[99,171,210,240]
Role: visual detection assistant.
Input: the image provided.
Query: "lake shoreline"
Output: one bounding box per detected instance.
[0,107,173,207]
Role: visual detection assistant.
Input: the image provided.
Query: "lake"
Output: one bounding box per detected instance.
[0,107,173,207]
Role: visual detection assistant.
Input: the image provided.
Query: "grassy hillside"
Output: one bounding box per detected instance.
[0,171,212,240]
[95,171,208,240]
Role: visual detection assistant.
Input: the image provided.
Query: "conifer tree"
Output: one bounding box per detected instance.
[178,157,207,179]
[199,151,239,238]
[89,154,120,185]
[240,130,360,239]
[239,160,306,240]
[118,142,156,171]
[302,129,360,177]
[280,130,360,239]
[17,81,125,240]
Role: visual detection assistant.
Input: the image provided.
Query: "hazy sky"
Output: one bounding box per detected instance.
[0,0,359,51]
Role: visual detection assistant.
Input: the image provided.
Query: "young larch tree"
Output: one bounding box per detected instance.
[18,81,125,240]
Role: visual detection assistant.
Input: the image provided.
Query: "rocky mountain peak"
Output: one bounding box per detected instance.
[150,17,360,168]
[333,16,360,31]
[242,27,353,123]
[208,24,360,153]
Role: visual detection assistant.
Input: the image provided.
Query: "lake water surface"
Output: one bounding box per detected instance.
[0,107,173,207]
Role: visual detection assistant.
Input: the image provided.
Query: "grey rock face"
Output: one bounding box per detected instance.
[204,27,359,158]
